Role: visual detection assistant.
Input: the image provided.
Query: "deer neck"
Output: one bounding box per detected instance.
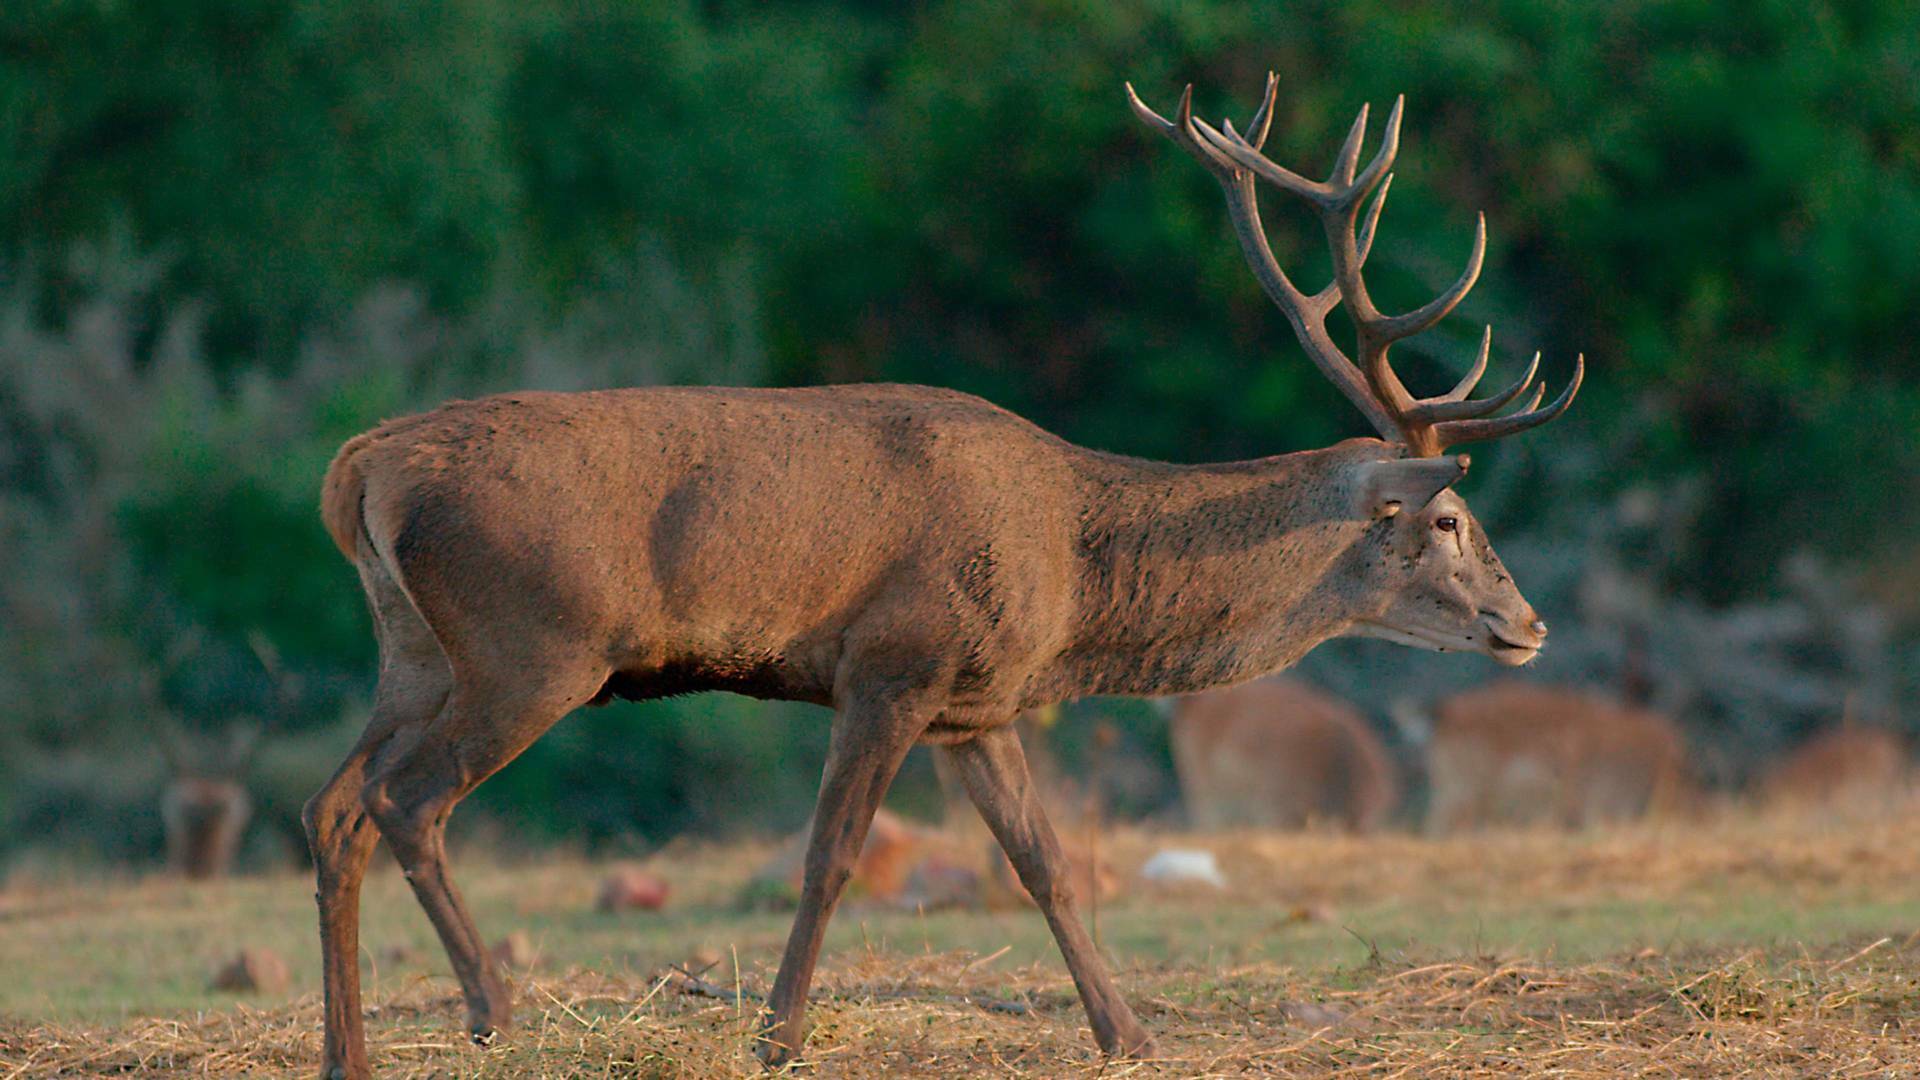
[1055,443,1373,698]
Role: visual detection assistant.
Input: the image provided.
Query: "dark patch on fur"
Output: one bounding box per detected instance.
[590,658,831,708]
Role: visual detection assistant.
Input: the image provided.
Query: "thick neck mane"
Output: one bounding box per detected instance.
[1047,440,1378,699]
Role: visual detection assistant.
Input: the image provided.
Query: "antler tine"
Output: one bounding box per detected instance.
[1355,173,1393,265]
[1126,83,1238,179]
[1199,113,1328,201]
[1333,103,1370,186]
[1474,347,1538,406]
[1431,355,1584,446]
[1366,213,1486,344]
[1445,326,1494,401]
[1122,80,1175,134]
[1172,84,1202,148]
[1242,72,1278,151]
[1349,95,1403,200]
[1404,348,1544,425]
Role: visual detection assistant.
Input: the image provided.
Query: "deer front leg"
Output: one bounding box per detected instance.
[756,691,926,1068]
[943,724,1156,1059]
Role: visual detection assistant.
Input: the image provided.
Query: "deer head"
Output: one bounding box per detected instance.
[1339,456,1547,664]
[1128,76,1581,666]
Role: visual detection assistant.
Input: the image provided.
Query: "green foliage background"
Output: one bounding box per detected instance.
[3,0,1917,863]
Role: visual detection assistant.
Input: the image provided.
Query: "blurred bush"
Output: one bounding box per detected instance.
[2,0,1917,867]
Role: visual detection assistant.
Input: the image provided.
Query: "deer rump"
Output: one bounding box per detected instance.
[324,383,1115,720]
[1171,678,1398,831]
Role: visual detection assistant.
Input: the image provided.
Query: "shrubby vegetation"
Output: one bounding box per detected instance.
[2,0,1915,865]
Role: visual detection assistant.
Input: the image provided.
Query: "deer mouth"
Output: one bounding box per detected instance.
[1481,620,1543,665]
[1487,632,1536,657]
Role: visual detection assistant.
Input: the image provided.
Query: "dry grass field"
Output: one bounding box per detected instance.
[4,802,1920,1077]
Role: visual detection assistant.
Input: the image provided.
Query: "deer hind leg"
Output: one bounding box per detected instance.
[943,724,1156,1059]
[359,663,594,1048]
[306,559,451,1080]
[756,689,930,1068]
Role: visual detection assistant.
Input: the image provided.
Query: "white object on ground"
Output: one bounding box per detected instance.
[1139,848,1227,888]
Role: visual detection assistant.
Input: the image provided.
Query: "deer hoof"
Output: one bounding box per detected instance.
[468,996,512,1047]
[1101,1023,1157,1061]
[754,1038,794,1070]
[753,1019,803,1070]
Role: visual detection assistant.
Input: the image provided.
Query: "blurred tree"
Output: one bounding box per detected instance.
[2,0,522,350]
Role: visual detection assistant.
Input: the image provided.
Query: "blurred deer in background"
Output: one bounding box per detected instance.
[161,723,259,880]
[1169,677,1397,831]
[139,627,256,880]
[1409,681,1690,833]
[1576,484,1901,786]
[304,74,1582,1076]
[1760,699,1910,814]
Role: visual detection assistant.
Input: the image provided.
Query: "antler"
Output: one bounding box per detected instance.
[1126,75,1582,457]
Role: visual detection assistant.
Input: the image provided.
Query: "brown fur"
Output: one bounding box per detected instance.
[1171,677,1398,831]
[1761,726,1909,813]
[1425,682,1691,834]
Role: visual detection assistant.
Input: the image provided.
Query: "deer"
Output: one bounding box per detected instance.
[301,72,1581,1078]
[1759,714,1909,814]
[1411,681,1690,833]
[1169,676,1398,831]
[161,724,259,879]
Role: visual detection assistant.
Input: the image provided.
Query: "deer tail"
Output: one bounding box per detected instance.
[320,431,378,561]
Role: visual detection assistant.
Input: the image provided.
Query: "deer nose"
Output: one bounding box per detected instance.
[1530,619,1549,638]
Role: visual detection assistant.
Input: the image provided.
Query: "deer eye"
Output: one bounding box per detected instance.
[1435,517,1458,533]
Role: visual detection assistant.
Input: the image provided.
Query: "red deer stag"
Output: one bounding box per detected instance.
[1420,682,1690,833]
[1170,677,1398,831]
[304,74,1581,1077]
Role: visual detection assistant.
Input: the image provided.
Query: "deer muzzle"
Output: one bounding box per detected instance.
[1481,612,1546,666]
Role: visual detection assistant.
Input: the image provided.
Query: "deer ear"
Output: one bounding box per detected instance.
[1355,455,1469,519]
